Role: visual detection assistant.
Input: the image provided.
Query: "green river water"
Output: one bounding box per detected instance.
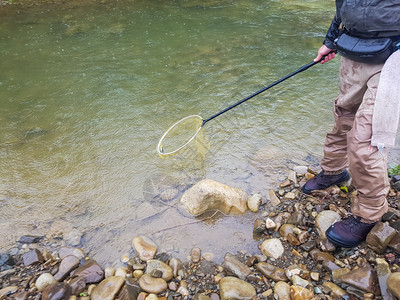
[1,0,397,265]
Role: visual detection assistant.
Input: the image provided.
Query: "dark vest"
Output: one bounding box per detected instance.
[337,0,400,37]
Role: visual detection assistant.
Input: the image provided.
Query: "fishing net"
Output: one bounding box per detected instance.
[157,115,205,156]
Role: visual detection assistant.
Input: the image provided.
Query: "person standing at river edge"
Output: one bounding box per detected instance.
[301,0,400,248]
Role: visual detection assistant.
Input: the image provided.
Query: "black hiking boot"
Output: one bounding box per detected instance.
[326,215,377,248]
[301,170,350,194]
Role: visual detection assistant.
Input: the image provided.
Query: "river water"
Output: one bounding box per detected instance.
[1,0,398,265]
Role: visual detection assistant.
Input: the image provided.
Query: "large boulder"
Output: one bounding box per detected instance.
[180,179,248,216]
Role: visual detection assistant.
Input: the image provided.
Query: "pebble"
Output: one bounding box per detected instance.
[222,253,251,280]
[290,285,314,300]
[190,247,202,263]
[247,194,262,212]
[104,267,115,278]
[219,276,256,300]
[132,236,158,261]
[54,255,80,281]
[145,259,173,282]
[35,273,57,292]
[274,281,291,300]
[138,274,167,294]
[261,238,284,259]
[91,276,125,300]
[268,189,281,206]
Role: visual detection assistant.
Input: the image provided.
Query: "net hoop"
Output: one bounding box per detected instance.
[157,115,204,156]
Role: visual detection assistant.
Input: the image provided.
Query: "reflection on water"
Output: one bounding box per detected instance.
[1,0,397,265]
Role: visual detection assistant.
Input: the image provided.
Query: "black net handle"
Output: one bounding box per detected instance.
[202,51,336,126]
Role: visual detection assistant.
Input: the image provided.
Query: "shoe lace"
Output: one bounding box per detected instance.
[345,216,362,232]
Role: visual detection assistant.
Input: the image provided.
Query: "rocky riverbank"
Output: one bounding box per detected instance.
[1,167,400,300]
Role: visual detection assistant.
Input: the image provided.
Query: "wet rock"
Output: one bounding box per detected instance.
[0,286,18,298]
[36,273,57,291]
[138,273,167,294]
[315,210,341,240]
[280,179,291,188]
[180,179,248,215]
[160,188,178,201]
[115,267,129,277]
[290,285,313,300]
[297,230,309,244]
[68,276,86,295]
[0,254,15,268]
[125,277,140,299]
[42,282,72,300]
[190,247,201,263]
[22,249,44,266]
[387,272,400,298]
[268,189,281,206]
[18,235,44,244]
[287,233,300,246]
[300,240,317,252]
[222,253,251,280]
[319,239,336,252]
[104,267,115,278]
[340,265,378,294]
[284,192,296,200]
[388,232,400,254]
[247,194,262,212]
[54,255,80,281]
[256,262,288,282]
[366,222,397,254]
[322,282,347,298]
[197,259,217,275]
[132,236,158,261]
[390,220,400,231]
[260,238,284,259]
[72,260,104,284]
[287,212,304,225]
[64,229,83,246]
[91,276,125,300]
[178,286,190,296]
[376,258,395,300]
[146,259,173,282]
[332,268,350,281]
[293,166,308,175]
[291,275,311,288]
[58,247,85,260]
[265,218,276,230]
[193,294,211,300]
[169,258,183,277]
[279,224,295,240]
[219,276,256,300]
[273,281,290,300]
[310,249,339,271]
[253,219,266,234]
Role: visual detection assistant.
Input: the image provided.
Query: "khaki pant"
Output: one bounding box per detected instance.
[321,57,389,222]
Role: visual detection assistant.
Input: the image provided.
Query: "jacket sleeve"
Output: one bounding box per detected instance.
[323,14,341,49]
